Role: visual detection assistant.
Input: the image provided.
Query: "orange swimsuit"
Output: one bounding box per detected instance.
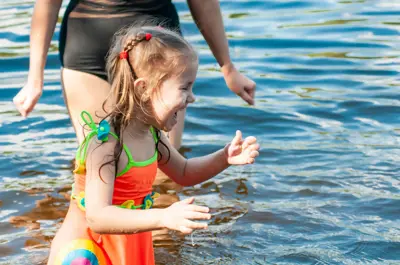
[53,111,159,265]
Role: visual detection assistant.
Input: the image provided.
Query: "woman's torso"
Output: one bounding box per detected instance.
[59,0,181,80]
[66,0,174,17]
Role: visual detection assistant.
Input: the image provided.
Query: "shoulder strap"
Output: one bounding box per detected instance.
[116,127,158,176]
[150,126,158,144]
[81,110,97,131]
[74,111,111,174]
[74,111,159,176]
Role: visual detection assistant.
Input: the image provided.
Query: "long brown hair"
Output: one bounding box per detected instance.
[99,25,197,176]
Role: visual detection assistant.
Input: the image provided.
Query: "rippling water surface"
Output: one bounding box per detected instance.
[0,0,399,264]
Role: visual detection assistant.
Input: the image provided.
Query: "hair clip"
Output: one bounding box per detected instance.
[97,119,110,142]
[119,51,128,59]
[145,33,152,41]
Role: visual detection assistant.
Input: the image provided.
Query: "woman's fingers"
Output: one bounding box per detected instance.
[239,90,254,105]
[13,91,25,104]
[13,96,26,116]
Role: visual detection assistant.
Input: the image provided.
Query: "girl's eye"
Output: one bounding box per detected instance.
[181,87,189,91]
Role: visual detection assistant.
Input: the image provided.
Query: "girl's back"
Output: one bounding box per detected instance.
[50,113,160,265]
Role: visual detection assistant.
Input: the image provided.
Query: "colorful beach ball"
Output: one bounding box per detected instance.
[54,239,108,265]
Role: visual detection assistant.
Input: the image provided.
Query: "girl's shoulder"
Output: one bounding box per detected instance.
[74,111,119,175]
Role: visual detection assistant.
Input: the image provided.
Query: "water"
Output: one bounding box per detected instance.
[0,0,399,264]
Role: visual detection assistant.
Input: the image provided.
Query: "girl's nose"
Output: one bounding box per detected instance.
[187,92,196,104]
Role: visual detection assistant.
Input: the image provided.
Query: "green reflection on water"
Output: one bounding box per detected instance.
[308,52,399,60]
[229,13,249,19]
[383,22,400,26]
[338,0,365,3]
[279,19,366,29]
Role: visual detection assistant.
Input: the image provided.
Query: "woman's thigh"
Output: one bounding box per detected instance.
[61,68,111,144]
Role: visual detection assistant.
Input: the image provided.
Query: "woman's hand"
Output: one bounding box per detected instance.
[225,130,260,165]
[161,197,211,234]
[13,80,43,117]
[222,63,256,105]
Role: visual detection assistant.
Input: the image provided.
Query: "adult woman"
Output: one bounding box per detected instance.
[13,0,256,149]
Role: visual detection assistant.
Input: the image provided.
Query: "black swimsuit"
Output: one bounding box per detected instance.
[59,0,181,81]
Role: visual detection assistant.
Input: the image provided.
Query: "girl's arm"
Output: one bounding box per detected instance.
[84,137,210,235]
[158,130,260,187]
[13,0,63,117]
[186,0,256,105]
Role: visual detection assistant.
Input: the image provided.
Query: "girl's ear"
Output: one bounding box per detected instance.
[134,77,154,101]
[133,78,147,91]
[134,78,152,100]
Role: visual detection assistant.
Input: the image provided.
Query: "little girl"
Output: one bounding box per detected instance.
[48,25,260,265]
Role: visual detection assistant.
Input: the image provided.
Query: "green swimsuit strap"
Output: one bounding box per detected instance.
[116,126,159,177]
[75,111,159,177]
[75,111,101,166]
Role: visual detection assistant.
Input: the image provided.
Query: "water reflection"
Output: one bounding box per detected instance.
[1,0,400,264]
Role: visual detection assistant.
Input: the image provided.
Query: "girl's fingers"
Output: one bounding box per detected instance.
[250,150,259,158]
[185,211,211,220]
[180,197,195,205]
[250,143,260,151]
[242,137,257,151]
[232,130,242,146]
[179,226,193,234]
[243,136,257,146]
[185,204,210,213]
[247,158,255,164]
[242,141,249,151]
[184,219,208,230]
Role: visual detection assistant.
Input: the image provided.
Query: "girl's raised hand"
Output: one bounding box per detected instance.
[162,197,211,234]
[225,130,260,165]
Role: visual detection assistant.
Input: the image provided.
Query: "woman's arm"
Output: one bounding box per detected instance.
[84,137,210,235]
[186,0,230,68]
[13,0,63,117]
[158,130,260,187]
[186,0,256,105]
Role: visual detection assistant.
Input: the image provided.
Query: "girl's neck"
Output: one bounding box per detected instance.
[125,118,151,138]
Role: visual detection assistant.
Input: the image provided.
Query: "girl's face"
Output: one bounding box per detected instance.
[150,61,198,132]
